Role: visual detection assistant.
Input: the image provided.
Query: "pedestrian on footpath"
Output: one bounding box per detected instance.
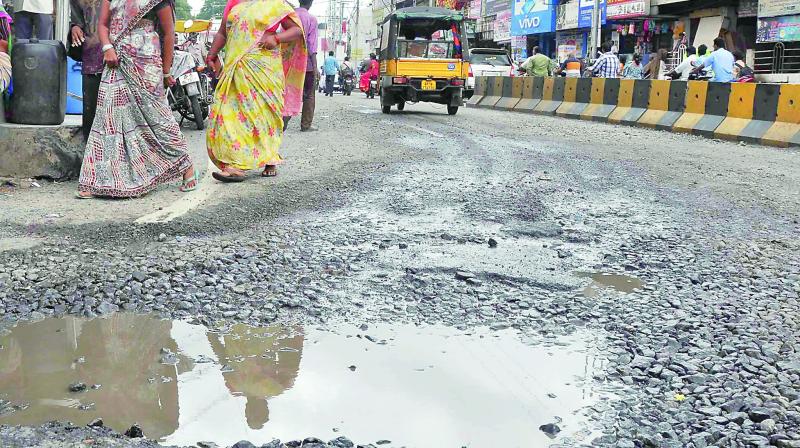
[519,46,550,77]
[588,42,620,78]
[69,0,104,142]
[283,0,317,132]
[76,0,198,198]
[322,50,338,96]
[692,37,734,83]
[205,0,307,181]
[13,0,53,40]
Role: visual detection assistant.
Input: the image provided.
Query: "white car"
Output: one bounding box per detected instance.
[466,48,515,96]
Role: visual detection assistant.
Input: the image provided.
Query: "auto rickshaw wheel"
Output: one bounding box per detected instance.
[382,105,391,114]
[447,105,459,115]
[397,101,405,111]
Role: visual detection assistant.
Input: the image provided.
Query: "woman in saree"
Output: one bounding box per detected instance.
[76,0,197,198]
[205,0,307,181]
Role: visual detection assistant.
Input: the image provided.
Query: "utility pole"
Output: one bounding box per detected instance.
[589,0,600,60]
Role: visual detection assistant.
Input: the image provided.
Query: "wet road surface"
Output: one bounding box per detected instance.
[1,95,799,447]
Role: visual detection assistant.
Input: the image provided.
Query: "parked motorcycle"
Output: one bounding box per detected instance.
[167,48,211,130]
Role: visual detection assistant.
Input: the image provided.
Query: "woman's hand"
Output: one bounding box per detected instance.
[206,54,222,77]
[164,74,176,89]
[258,33,278,50]
[104,48,119,68]
[71,26,85,46]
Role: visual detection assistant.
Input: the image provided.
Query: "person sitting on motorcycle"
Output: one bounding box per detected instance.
[339,56,354,85]
[360,53,379,93]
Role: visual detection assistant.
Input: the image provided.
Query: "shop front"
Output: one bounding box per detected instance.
[755,0,800,76]
[511,0,557,58]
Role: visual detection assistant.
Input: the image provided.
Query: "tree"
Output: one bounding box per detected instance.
[174,0,194,20]
[196,0,226,20]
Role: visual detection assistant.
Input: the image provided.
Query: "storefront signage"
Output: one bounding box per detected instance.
[738,0,758,17]
[494,10,512,42]
[578,0,606,28]
[556,0,580,30]
[511,35,528,62]
[468,0,483,19]
[485,0,511,15]
[758,0,799,18]
[556,31,586,60]
[606,0,649,19]
[511,0,556,35]
[757,14,800,41]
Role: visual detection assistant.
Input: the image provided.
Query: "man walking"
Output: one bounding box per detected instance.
[285,0,317,131]
[691,37,735,83]
[589,42,621,78]
[14,0,54,40]
[519,46,550,77]
[323,51,339,97]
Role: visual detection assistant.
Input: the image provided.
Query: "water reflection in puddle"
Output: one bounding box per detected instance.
[579,272,644,297]
[0,314,608,447]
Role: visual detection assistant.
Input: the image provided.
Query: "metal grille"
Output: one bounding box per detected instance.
[754,42,800,74]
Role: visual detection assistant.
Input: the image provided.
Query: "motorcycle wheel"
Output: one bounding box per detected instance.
[190,95,205,130]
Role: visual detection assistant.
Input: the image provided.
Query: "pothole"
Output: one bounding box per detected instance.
[0,314,613,446]
[577,272,644,297]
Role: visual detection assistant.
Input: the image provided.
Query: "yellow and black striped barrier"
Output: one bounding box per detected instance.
[468,76,800,148]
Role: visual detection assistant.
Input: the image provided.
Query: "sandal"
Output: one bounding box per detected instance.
[75,191,94,199]
[212,171,246,183]
[180,168,199,192]
[261,165,277,177]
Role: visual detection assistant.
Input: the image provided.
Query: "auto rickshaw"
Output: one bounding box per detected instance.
[378,7,470,115]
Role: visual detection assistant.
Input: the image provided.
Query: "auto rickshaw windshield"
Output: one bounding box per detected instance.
[397,19,464,59]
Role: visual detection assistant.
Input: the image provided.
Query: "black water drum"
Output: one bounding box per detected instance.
[10,38,67,125]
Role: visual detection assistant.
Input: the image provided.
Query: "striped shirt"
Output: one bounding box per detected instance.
[590,52,621,78]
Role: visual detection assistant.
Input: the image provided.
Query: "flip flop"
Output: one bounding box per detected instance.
[212,171,246,183]
[180,169,200,192]
[261,166,278,177]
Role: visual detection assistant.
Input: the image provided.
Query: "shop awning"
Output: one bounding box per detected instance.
[692,15,723,49]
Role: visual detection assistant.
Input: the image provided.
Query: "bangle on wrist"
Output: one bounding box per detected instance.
[163,73,171,79]
[101,44,113,53]
[274,34,281,44]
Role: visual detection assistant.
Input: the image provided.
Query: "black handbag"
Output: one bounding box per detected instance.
[66,29,83,62]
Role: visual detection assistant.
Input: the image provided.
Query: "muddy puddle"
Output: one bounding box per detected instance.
[579,272,643,297]
[0,314,610,447]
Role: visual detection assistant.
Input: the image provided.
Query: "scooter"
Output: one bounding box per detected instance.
[367,77,377,99]
[167,49,211,130]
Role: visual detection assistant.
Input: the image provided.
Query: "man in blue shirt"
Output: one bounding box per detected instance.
[322,51,339,97]
[692,37,734,82]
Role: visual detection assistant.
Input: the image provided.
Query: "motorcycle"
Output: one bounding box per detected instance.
[167,48,211,130]
[342,74,354,96]
[368,77,378,99]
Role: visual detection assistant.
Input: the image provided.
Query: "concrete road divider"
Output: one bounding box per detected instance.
[608,79,651,125]
[580,78,619,122]
[466,77,487,107]
[674,81,731,137]
[556,78,593,119]
[638,80,687,130]
[473,76,800,148]
[514,77,543,112]
[495,77,523,110]
[533,77,565,115]
[762,84,800,147]
[476,77,505,109]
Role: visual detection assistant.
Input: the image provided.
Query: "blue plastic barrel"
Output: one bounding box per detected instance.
[66,57,83,115]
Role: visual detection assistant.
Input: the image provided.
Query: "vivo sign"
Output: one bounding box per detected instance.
[511,0,556,35]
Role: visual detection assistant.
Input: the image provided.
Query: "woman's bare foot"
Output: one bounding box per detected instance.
[75,191,94,199]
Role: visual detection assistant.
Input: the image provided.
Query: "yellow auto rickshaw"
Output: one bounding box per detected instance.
[378,7,470,115]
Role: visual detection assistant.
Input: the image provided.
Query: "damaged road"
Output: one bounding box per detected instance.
[1,96,799,447]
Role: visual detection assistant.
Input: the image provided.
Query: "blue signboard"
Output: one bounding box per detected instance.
[578,0,606,29]
[511,0,556,35]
